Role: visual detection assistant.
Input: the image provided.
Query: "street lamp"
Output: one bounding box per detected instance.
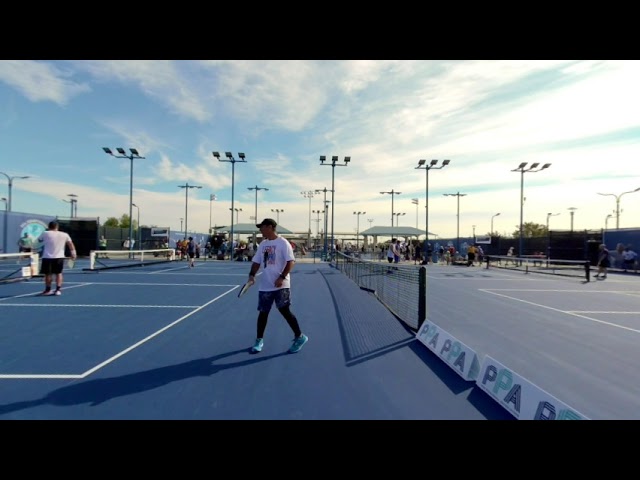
[313,209,324,246]
[213,151,247,261]
[0,171,31,213]
[411,198,419,228]
[393,212,406,227]
[300,191,315,249]
[605,214,613,230]
[443,192,467,254]
[230,207,243,224]
[314,187,333,259]
[511,162,551,257]
[63,193,78,218]
[416,159,450,245]
[546,212,560,257]
[180,218,183,232]
[568,207,577,232]
[131,203,140,249]
[320,155,350,259]
[178,182,202,239]
[596,187,640,229]
[103,148,145,253]
[270,208,284,224]
[491,212,501,235]
[209,194,217,235]
[380,189,402,229]
[353,211,366,250]
[248,185,268,246]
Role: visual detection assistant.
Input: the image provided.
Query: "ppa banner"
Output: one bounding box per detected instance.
[416,320,481,381]
[476,355,588,420]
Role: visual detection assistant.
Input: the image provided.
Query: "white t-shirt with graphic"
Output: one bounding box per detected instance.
[38,230,72,259]
[252,235,295,291]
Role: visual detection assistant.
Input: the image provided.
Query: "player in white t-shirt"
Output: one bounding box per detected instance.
[37,220,77,296]
[245,218,308,354]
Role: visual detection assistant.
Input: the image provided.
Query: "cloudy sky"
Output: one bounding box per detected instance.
[0,60,639,240]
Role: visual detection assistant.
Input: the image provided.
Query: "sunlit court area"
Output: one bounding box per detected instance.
[0,250,639,419]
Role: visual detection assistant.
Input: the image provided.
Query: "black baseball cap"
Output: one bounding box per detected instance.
[256,218,277,228]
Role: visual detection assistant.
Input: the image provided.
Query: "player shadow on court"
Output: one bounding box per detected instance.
[0,348,288,416]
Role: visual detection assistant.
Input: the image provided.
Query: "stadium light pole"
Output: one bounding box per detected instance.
[102,148,145,254]
[597,187,640,229]
[320,155,350,258]
[209,194,217,235]
[411,198,419,228]
[63,193,78,218]
[248,185,268,246]
[443,192,467,254]
[131,203,140,249]
[313,209,324,247]
[314,187,333,259]
[0,197,5,255]
[380,189,402,232]
[511,162,551,257]
[353,211,366,250]
[0,171,31,213]
[270,208,283,224]
[301,191,315,249]
[491,212,501,235]
[393,212,406,228]
[568,207,577,232]
[213,151,247,261]
[178,183,202,239]
[416,159,450,244]
[180,218,183,232]
[546,212,560,256]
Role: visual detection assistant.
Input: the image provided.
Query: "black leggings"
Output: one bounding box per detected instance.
[257,306,302,339]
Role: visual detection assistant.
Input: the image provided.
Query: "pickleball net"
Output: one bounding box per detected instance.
[87,248,176,271]
[0,252,40,284]
[485,255,591,281]
[333,251,426,331]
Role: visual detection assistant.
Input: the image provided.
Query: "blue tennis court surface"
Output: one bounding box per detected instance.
[0,257,637,419]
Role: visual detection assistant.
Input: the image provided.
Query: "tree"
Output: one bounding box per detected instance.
[102,214,136,228]
[103,217,120,227]
[511,222,547,238]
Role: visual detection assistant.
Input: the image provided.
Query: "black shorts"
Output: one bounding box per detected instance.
[41,258,65,275]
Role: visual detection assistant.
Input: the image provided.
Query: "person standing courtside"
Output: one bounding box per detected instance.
[246,218,308,354]
[37,220,77,296]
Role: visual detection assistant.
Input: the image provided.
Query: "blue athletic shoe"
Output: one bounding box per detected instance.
[251,338,264,353]
[288,334,308,354]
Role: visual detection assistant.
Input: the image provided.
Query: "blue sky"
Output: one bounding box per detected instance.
[0,60,639,240]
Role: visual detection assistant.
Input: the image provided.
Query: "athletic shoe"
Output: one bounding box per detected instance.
[288,334,308,354]
[42,290,54,296]
[55,290,61,296]
[251,338,264,353]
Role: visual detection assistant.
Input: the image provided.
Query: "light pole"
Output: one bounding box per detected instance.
[270,208,283,224]
[178,182,202,239]
[131,203,140,249]
[313,209,324,247]
[320,155,350,259]
[0,171,31,213]
[209,194,217,235]
[230,207,243,224]
[213,151,247,261]
[0,197,5,253]
[301,191,315,249]
[568,207,577,232]
[511,162,551,257]
[491,212,501,235]
[353,211,366,250]
[103,148,145,253]
[411,198,419,228]
[180,218,183,232]
[443,192,467,254]
[314,187,333,259]
[416,159,450,245]
[393,212,406,227]
[597,187,640,229]
[380,189,402,230]
[472,225,476,238]
[546,212,560,256]
[248,185,268,247]
[63,193,78,218]
[605,214,613,230]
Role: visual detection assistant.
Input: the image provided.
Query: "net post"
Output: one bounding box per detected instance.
[585,261,590,282]
[418,266,426,329]
[30,253,40,276]
[89,251,96,270]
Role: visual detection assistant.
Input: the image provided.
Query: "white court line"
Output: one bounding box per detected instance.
[480,289,640,335]
[0,283,90,302]
[0,304,200,308]
[0,286,240,379]
[569,311,640,314]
